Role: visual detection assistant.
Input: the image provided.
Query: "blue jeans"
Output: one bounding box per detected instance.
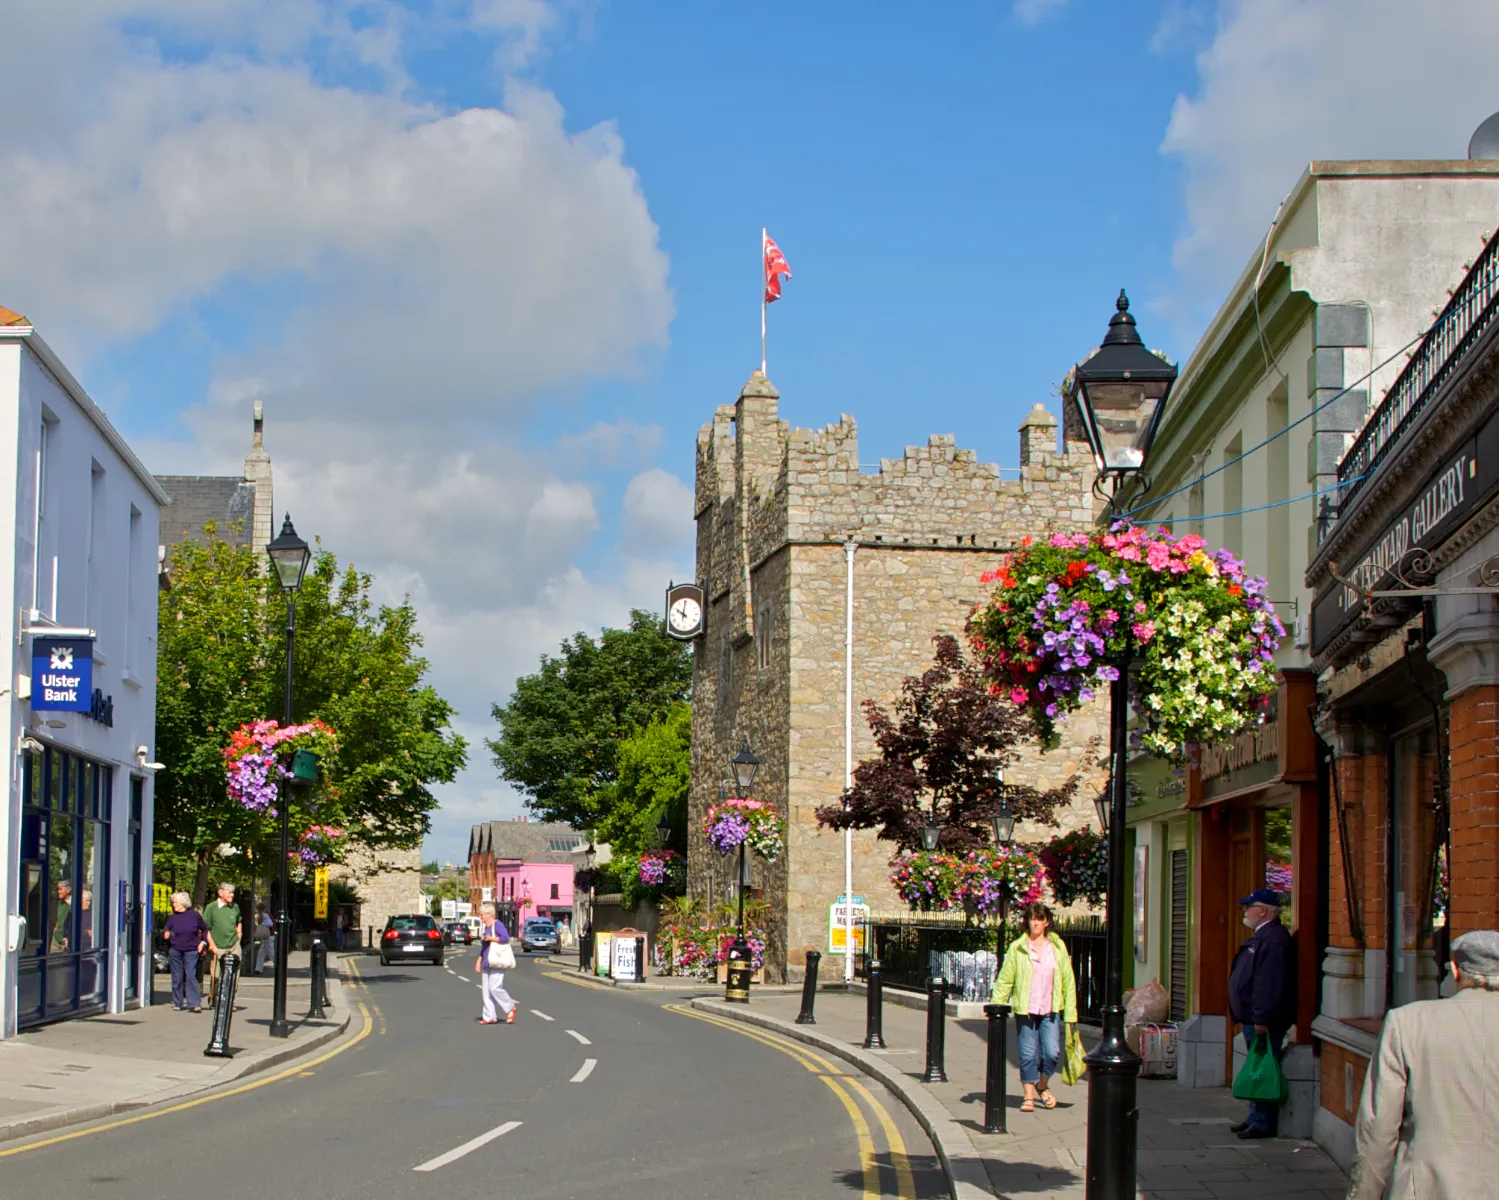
[1016,1012,1063,1085]
[1241,1026,1286,1132]
[169,947,202,1009]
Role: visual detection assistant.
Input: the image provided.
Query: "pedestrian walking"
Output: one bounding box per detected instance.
[253,904,274,975]
[474,902,517,1025]
[1348,929,1499,1199]
[335,910,349,952]
[1228,887,1296,1139]
[204,882,242,1007]
[992,901,1078,1112]
[161,892,208,1012]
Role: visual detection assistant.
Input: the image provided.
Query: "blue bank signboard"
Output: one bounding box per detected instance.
[32,638,93,712]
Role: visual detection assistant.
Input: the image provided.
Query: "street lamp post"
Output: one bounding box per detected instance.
[991,785,1016,956]
[1068,291,1177,1200]
[724,744,760,1004]
[266,514,312,1040]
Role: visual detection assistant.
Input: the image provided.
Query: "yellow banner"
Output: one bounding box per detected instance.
[153,882,172,912]
[314,867,329,919]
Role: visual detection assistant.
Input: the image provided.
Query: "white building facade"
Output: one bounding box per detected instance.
[0,308,166,1037]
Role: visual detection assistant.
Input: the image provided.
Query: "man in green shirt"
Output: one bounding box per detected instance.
[205,882,242,1006]
[51,882,72,952]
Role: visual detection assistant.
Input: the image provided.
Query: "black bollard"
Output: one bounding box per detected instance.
[862,958,886,1049]
[204,952,240,1057]
[983,1003,1012,1133]
[635,936,646,982]
[922,975,949,1083]
[309,932,327,1019]
[796,950,822,1025]
[580,928,593,973]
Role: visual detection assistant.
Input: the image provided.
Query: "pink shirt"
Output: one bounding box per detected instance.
[1026,936,1057,1015]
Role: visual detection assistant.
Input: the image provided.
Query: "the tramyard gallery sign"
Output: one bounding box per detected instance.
[1312,403,1499,656]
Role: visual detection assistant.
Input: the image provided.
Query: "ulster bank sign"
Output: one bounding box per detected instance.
[32,638,93,712]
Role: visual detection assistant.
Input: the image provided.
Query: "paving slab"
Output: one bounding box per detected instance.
[0,952,351,1144]
[701,988,1349,1200]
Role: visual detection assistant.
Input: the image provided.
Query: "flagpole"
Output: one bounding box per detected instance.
[761,227,768,376]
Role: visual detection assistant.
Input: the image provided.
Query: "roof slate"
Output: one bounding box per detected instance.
[155,476,257,555]
[469,820,585,864]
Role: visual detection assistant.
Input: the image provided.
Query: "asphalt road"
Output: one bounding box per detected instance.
[0,949,945,1199]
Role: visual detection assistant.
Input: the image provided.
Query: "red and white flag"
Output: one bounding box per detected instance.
[764,233,792,303]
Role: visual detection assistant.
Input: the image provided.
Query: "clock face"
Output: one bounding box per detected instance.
[668,595,702,633]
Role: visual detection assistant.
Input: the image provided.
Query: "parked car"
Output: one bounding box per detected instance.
[443,921,471,945]
[379,914,444,966]
[521,918,559,954]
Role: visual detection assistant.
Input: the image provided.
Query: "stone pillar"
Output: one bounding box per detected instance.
[1017,403,1057,466]
[243,399,274,555]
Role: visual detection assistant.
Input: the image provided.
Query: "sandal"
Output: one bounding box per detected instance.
[1019,1098,1036,1113]
[1041,1091,1058,1109]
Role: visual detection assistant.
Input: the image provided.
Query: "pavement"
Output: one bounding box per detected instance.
[0,950,348,1145]
[694,988,1352,1200]
[0,945,949,1198]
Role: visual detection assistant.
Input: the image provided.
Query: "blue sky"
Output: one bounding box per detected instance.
[2,1,1495,864]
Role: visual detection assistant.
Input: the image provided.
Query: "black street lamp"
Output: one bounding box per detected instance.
[1069,292,1177,1200]
[725,743,760,1003]
[991,785,1016,954]
[656,816,672,849]
[266,514,311,1039]
[919,810,941,852]
[580,842,596,971]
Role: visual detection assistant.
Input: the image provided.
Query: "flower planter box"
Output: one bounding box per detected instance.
[716,963,765,985]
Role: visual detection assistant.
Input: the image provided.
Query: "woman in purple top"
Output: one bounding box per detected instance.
[162,892,209,1011]
[473,902,517,1024]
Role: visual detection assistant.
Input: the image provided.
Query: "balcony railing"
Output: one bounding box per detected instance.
[1338,227,1499,512]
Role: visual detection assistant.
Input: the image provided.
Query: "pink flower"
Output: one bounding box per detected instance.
[1118,545,1142,562]
[1131,620,1155,642]
[1010,687,1029,705]
[1173,535,1206,554]
[1145,542,1171,571]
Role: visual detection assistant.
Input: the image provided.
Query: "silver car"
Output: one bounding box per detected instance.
[521,919,559,954]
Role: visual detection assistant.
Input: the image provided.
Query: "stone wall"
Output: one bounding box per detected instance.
[691,372,1109,981]
[329,845,424,941]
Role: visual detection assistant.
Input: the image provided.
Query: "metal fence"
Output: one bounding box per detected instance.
[855,915,1108,1021]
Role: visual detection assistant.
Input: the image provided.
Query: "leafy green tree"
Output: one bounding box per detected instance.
[596,701,691,856]
[488,611,691,831]
[155,528,467,903]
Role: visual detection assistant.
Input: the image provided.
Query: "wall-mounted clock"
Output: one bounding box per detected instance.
[665,581,706,641]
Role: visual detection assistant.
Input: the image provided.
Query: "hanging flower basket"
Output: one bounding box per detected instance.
[889,851,963,912]
[223,719,339,812]
[957,846,1046,917]
[638,850,687,890]
[1038,828,1108,909]
[297,825,347,867]
[968,525,1284,759]
[703,798,784,861]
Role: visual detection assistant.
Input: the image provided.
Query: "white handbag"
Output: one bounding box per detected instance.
[487,940,516,970]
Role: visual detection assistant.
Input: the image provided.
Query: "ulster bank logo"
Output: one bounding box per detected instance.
[49,646,74,671]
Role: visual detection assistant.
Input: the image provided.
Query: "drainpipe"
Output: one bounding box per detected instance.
[844,538,856,983]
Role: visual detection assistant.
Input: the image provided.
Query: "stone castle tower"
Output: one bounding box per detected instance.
[690,371,1109,982]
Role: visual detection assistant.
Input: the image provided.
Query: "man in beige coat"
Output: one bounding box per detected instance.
[1348,929,1499,1199]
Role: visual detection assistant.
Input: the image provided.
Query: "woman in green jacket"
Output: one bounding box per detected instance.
[991,901,1078,1112]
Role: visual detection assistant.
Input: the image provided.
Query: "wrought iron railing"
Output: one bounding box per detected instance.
[855,914,1107,1021]
[1338,227,1499,512]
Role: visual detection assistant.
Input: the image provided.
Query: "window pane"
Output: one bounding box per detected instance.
[47,750,61,810]
[21,861,43,951]
[81,821,106,952]
[49,814,75,953]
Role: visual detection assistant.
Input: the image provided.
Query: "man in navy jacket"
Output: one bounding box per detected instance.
[1228,887,1296,1139]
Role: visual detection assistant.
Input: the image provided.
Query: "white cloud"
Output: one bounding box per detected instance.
[1161,0,1499,328]
[1013,0,1067,27]
[0,3,683,863]
[620,467,694,559]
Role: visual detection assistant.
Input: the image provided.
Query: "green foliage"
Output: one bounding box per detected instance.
[596,701,691,856]
[423,878,467,904]
[154,527,467,884]
[487,611,691,831]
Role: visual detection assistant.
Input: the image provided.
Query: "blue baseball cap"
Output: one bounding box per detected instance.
[1238,888,1282,907]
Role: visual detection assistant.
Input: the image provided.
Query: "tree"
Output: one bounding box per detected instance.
[487,610,691,830]
[817,635,1085,854]
[596,701,691,856]
[154,528,468,903]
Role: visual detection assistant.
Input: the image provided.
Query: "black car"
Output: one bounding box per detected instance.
[443,921,471,945]
[380,914,444,966]
[521,919,559,954]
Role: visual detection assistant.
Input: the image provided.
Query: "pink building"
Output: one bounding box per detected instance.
[468,819,584,930]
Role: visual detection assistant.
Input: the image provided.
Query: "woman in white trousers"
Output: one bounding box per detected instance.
[474,903,517,1025]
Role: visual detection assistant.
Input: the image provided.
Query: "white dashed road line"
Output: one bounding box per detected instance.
[530,1009,554,1021]
[566,1029,591,1046]
[570,1058,597,1083]
[412,1121,523,1172]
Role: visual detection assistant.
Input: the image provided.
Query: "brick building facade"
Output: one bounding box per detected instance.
[1306,222,1499,1167]
[689,370,1108,982]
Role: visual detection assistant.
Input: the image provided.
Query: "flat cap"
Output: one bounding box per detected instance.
[1451,930,1499,976]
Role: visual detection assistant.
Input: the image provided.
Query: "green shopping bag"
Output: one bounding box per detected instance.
[1232,1034,1287,1102]
[1060,1024,1087,1086]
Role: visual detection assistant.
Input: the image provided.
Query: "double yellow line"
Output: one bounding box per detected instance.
[344,958,386,1033]
[665,1003,916,1200]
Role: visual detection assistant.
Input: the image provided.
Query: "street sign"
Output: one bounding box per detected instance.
[828,894,870,955]
[612,934,639,981]
[441,899,457,919]
[455,901,472,918]
[314,867,329,919]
